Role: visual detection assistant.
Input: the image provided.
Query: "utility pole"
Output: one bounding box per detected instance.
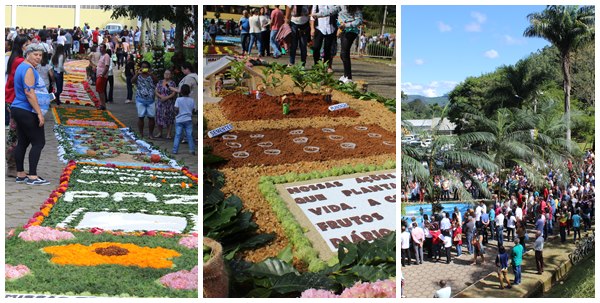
[381,5,388,36]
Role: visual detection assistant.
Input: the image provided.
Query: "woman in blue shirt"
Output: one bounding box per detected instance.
[11,43,50,185]
[239,10,250,55]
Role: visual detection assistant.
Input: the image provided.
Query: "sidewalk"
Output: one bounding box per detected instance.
[401,228,593,298]
[4,66,198,229]
[208,45,396,99]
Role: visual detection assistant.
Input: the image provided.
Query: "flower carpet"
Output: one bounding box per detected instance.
[203,65,396,297]
[6,92,198,297]
[60,60,98,107]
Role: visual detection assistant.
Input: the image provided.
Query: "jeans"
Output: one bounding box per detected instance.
[312,29,335,66]
[289,22,309,66]
[126,75,133,100]
[496,226,504,246]
[456,244,462,257]
[489,220,495,239]
[413,244,423,264]
[270,29,281,57]
[401,248,412,266]
[466,232,474,254]
[573,226,581,241]
[73,40,80,54]
[65,43,72,58]
[248,32,262,55]
[560,225,566,242]
[260,30,270,56]
[53,71,64,104]
[507,227,515,242]
[173,120,195,153]
[240,33,250,53]
[340,31,358,79]
[513,265,522,284]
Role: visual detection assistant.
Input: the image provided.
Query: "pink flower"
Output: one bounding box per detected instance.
[178,234,198,249]
[300,289,338,298]
[18,226,75,242]
[159,266,198,290]
[5,264,31,280]
[90,227,104,235]
[339,279,396,298]
[6,229,16,238]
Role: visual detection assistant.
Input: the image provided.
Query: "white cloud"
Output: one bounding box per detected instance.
[471,12,487,24]
[504,34,525,45]
[438,21,452,32]
[415,59,425,65]
[484,49,499,58]
[401,81,459,97]
[465,22,482,32]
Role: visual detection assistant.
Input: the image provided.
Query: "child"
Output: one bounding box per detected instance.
[172,84,196,155]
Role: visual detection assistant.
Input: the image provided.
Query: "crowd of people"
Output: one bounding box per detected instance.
[204,5,368,84]
[401,152,595,296]
[5,23,198,185]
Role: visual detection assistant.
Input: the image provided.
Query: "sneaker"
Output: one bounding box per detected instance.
[339,75,348,83]
[344,78,354,84]
[15,176,29,183]
[125,99,132,104]
[26,176,50,186]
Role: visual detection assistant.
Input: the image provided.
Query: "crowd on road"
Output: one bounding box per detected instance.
[5,22,199,184]
[401,151,595,296]
[204,5,374,85]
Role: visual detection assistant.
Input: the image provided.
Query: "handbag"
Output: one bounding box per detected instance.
[453,233,462,242]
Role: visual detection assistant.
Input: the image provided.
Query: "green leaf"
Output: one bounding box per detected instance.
[337,242,358,267]
[203,207,236,228]
[245,287,272,298]
[277,245,294,263]
[239,233,275,249]
[248,258,298,278]
[270,272,337,294]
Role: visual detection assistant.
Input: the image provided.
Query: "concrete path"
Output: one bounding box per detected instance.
[4,66,198,229]
[402,228,594,298]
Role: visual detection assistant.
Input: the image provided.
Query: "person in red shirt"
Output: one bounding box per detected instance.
[92,27,100,46]
[429,223,442,261]
[5,34,30,177]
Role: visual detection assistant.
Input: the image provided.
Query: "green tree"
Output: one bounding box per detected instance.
[524,5,595,148]
[103,5,197,63]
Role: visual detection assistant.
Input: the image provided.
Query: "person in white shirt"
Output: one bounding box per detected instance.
[248,8,262,56]
[440,212,451,233]
[434,280,451,298]
[259,6,271,57]
[506,212,516,242]
[495,211,505,246]
[401,224,412,266]
[515,206,523,222]
[475,204,483,222]
[310,5,340,72]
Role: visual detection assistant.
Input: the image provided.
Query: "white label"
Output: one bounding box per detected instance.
[76,212,188,232]
[208,123,234,138]
[328,103,349,111]
[283,171,396,252]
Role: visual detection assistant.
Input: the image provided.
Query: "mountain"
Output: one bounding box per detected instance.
[404,95,449,106]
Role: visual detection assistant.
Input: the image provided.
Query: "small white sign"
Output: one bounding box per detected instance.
[284,171,396,252]
[208,123,234,138]
[328,103,349,111]
[76,212,188,232]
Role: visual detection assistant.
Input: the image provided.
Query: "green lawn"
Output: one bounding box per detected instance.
[544,254,595,298]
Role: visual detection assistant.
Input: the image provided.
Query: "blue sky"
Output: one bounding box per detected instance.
[401,5,552,97]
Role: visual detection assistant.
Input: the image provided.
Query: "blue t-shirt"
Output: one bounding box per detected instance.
[11,62,42,112]
[572,214,581,228]
[175,96,195,123]
[239,17,250,33]
[481,213,490,223]
[489,209,496,221]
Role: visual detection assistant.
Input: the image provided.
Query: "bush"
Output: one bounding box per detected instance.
[366,43,393,57]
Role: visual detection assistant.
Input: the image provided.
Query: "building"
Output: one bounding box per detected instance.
[403,118,456,136]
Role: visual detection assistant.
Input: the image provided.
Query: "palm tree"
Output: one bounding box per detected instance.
[523,5,595,149]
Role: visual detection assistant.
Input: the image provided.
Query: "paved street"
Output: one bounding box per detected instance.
[5,68,199,229]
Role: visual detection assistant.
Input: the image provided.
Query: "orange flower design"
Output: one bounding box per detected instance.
[43,242,181,269]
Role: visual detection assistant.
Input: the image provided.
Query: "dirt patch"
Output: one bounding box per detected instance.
[219,92,360,121]
[205,124,395,169]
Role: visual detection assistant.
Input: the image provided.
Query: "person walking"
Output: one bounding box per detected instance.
[558,209,568,243]
[495,209,505,246]
[154,69,177,139]
[124,54,135,104]
[239,10,250,56]
[464,216,475,255]
[442,231,453,264]
[495,245,512,289]
[248,9,262,56]
[337,5,363,83]
[11,43,51,185]
[534,230,544,274]
[95,44,110,110]
[172,84,196,155]
[269,5,284,58]
[51,44,65,105]
[572,209,582,242]
[511,238,523,285]
[105,49,115,103]
[471,229,485,265]
[411,221,424,265]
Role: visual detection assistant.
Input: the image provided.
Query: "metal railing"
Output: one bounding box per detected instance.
[339,19,396,60]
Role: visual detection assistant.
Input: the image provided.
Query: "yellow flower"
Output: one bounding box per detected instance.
[43,242,181,269]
